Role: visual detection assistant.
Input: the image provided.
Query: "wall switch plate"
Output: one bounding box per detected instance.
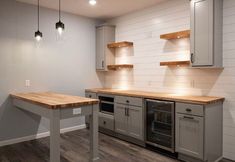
[73,108,81,115]
[25,80,31,87]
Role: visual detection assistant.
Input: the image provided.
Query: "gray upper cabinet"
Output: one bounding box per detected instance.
[190,0,223,68]
[96,25,115,71]
[176,113,204,159]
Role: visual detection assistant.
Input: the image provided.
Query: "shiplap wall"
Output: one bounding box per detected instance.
[105,0,235,160]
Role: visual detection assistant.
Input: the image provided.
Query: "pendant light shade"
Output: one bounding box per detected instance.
[56,0,65,35]
[35,0,42,41]
[56,21,64,35]
[35,30,42,41]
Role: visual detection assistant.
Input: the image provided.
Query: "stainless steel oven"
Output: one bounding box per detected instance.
[145,99,175,153]
[99,95,114,115]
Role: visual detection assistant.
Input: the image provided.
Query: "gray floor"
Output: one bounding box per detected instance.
[0,129,232,162]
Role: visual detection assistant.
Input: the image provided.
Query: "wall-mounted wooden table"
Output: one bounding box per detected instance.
[11,92,99,162]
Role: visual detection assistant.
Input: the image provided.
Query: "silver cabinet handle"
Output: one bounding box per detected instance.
[190,53,194,63]
[186,108,192,112]
[102,60,104,68]
[127,108,129,117]
[125,107,127,116]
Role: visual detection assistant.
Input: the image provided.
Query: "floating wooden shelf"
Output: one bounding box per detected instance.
[160,30,190,40]
[160,61,190,66]
[107,41,134,48]
[107,64,134,70]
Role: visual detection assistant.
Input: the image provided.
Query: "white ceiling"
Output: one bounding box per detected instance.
[16,0,167,20]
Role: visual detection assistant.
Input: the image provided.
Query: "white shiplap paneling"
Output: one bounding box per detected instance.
[105,0,235,160]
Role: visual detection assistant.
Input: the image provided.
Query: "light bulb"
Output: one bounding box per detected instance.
[57,27,63,35]
[36,35,42,41]
[89,0,96,5]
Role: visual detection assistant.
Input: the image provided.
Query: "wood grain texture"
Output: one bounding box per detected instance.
[160,30,190,40]
[0,129,231,162]
[107,41,133,48]
[107,64,134,70]
[85,88,224,105]
[160,61,190,66]
[11,92,99,109]
[0,129,179,162]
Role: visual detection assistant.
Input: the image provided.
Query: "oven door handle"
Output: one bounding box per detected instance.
[183,116,194,120]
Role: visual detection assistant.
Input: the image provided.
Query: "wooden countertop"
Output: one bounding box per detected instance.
[11,92,99,109]
[85,88,224,105]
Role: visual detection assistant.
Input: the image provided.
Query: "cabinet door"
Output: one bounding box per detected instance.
[176,113,204,159]
[114,104,128,135]
[127,106,143,140]
[190,0,213,66]
[96,27,105,70]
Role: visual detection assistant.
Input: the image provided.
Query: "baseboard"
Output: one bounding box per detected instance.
[215,156,223,162]
[0,124,86,147]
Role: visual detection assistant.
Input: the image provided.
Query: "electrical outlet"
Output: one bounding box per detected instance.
[25,80,31,87]
[73,108,81,115]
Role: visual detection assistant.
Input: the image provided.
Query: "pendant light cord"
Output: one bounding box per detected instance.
[59,0,61,21]
[38,0,39,30]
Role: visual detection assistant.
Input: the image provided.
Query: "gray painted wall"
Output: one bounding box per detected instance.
[0,0,103,142]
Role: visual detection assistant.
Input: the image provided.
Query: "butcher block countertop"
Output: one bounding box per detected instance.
[85,88,224,105]
[11,92,99,109]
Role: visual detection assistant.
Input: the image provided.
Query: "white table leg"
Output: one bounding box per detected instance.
[89,104,99,162]
[50,109,60,162]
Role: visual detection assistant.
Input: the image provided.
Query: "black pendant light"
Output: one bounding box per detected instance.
[56,0,65,35]
[35,0,42,41]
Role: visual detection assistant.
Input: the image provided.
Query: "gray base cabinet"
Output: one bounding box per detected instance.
[85,92,144,142]
[175,102,223,162]
[176,113,204,159]
[114,100,143,140]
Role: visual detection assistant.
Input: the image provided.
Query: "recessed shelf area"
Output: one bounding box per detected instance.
[160,61,190,66]
[160,30,190,40]
[107,64,134,70]
[107,41,133,48]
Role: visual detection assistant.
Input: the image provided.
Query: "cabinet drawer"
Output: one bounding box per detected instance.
[176,102,204,116]
[85,92,97,99]
[99,114,114,131]
[115,96,143,107]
